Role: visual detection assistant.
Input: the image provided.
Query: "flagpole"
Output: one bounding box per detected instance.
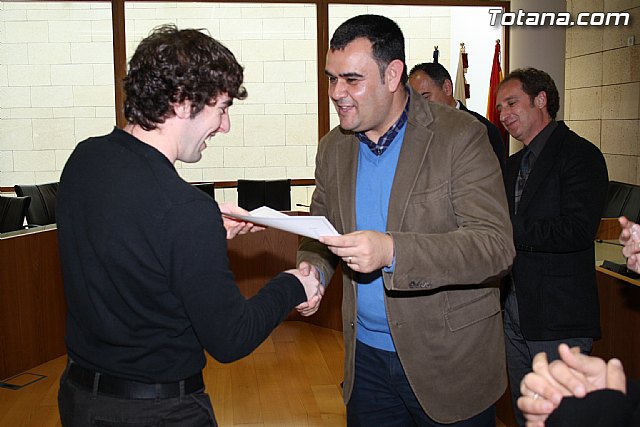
[454,43,467,106]
[487,39,509,158]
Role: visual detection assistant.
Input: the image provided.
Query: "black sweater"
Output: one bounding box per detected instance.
[57,128,306,383]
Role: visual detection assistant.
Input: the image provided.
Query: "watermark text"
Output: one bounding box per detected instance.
[489,9,630,26]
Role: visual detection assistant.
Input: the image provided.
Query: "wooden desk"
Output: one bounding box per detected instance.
[591,231,640,376]
[0,226,66,381]
[593,269,640,379]
[0,216,343,380]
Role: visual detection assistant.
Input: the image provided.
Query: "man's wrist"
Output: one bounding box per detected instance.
[384,232,395,270]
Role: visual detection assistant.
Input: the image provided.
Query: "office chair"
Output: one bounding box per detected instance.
[14,182,59,226]
[602,181,633,218]
[0,195,31,233]
[621,185,640,223]
[237,179,291,211]
[192,182,216,199]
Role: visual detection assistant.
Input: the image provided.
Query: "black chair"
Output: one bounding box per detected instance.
[14,182,59,226]
[602,181,633,218]
[0,195,31,233]
[621,185,640,223]
[192,182,215,199]
[602,181,640,223]
[237,179,291,211]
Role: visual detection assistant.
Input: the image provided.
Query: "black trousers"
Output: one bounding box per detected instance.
[58,362,216,427]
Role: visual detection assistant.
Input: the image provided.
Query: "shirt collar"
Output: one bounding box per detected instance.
[356,91,410,156]
[526,120,557,159]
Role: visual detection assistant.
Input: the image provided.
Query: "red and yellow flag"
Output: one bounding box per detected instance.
[487,40,509,157]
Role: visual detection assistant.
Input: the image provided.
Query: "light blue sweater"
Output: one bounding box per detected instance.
[355,124,406,352]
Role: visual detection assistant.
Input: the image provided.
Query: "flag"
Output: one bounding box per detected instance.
[454,43,468,106]
[487,39,509,154]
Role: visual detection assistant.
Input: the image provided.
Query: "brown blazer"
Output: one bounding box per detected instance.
[298,89,515,423]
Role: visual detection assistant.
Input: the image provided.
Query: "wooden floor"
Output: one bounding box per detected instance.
[0,321,507,427]
[0,322,345,427]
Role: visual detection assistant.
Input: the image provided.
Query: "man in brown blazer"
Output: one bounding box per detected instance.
[296,14,515,426]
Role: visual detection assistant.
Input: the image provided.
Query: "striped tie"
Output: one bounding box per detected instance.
[515,149,532,212]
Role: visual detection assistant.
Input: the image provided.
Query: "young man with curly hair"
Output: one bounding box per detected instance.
[56,25,321,426]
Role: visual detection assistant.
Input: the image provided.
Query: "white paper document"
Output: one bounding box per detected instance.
[223,206,340,239]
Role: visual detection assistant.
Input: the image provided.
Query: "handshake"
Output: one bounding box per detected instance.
[286,261,324,317]
[220,203,325,316]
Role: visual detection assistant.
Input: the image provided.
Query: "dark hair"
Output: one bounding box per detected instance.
[500,67,559,119]
[123,24,247,131]
[330,14,407,85]
[408,62,452,88]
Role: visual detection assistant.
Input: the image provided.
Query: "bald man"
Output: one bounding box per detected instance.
[409,62,505,171]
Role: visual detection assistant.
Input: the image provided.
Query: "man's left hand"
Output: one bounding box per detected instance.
[219,203,265,239]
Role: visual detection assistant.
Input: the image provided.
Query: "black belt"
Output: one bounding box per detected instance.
[67,362,204,399]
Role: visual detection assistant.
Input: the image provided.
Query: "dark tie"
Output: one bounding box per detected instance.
[515,149,532,212]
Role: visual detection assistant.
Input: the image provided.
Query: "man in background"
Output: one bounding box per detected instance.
[409,62,505,171]
[57,25,321,426]
[496,67,609,426]
[298,14,514,426]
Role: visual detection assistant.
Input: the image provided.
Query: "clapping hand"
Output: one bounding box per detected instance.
[619,216,640,274]
[518,343,627,427]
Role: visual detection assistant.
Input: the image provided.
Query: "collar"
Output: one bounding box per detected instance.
[356,91,410,156]
[526,120,557,159]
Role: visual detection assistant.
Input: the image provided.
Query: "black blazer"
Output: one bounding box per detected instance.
[458,101,506,172]
[504,121,608,340]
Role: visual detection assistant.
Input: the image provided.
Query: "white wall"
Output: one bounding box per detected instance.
[507,0,567,154]
[123,2,318,204]
[450,6,503,116]
[1,2,503,205]
[0,2,115,187]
